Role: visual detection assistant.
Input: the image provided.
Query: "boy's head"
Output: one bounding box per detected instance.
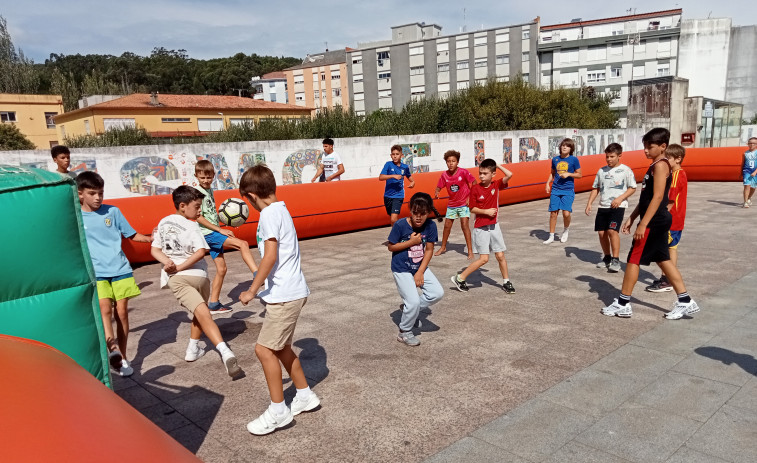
[76,171,105,211]
[559,138,575,156]
[642,127,670,158]
[748,137,757,150]
[322,138,334,154]
[604,143,623,168]
[443,150,461,171]
[666,144,686,168]
[51,145,71,172]
[408,192,443,227]
[390,144,403,164]
[194,159,216,190]
[172,185,204,220]
[478,158,497,185]
[239,164,276,211]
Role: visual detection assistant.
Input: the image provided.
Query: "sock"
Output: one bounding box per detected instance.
[270,400,287,416]
[188,338,200,348]
[617,294,631,306]
[563,228,569,233]
[603,254,611,262]
[456,274,465,282]
[296,386,312,399]
[677,292,691,303]
[215,341,231,355]
[611,257,619,262]
[549,233,555,238]
[503,278,510,284]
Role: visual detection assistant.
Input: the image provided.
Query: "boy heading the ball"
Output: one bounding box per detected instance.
[194,160,258,314]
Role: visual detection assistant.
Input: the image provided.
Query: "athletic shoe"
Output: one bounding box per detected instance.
[451,274,469,292]
[665,300,700,320]
[208,301,232,314]
[221,350,242,378]
[744,202,750,208]
[646,280,673,293]
[596,256,611,269]
[185,342,205,362]
[115,359,134,377]
[291,392,321,416]
[108,350,123,370]
[543,235,555,244]
[502,281,516,294]
[247,407,294,435]
[397,331,421,347]
[749,199,753,206]
[560,230,570,243]
[608,259,621,273]
[601,299,632,318]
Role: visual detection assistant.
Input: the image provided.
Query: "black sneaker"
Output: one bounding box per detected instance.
[208,301,232,314]
[451,274,469,292]
[502,281,515,293]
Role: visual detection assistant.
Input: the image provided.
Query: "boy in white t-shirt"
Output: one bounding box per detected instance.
[311,137,345,182]
[239,164,319,435]
[151,186,242,378]
[585,143,637,272]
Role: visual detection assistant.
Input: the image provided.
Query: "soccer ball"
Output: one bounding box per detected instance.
[218,198,249,227]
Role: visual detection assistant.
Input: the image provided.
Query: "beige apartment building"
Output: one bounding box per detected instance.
[284,49,351,112]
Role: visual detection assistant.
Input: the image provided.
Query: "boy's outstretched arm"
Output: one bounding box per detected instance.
[197,216,234,237]
[129,232,153,243]
[497,165,513,189]
[240,238,277,304]
[150,246,176,274]
[387,233,422,252]
[406,174,415,189]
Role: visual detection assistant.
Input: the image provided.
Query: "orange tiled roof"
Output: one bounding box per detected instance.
[541,9,682,31]
[262,71,287,79]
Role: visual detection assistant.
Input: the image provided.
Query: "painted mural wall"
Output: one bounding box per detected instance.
[1,128,643,200]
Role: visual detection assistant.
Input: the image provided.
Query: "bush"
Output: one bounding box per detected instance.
[0,123,36,150]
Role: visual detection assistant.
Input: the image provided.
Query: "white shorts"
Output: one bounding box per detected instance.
[473,223,507,255]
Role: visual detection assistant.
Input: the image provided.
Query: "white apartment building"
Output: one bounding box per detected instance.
[251,72,289,104]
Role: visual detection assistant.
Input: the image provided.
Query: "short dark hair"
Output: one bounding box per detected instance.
[642,127,670,146]
[666,144,686,161]
[605,143,623,155]
[560,138,576,155]
[390,144,402,153]
[239,164,276,199]
[51,145,70,159]
[479,158,497,172]
[443,150,461,161]
[322,138,334,146]
[75,171,104,191]
[172,185,204,209]
[194,159,215,175]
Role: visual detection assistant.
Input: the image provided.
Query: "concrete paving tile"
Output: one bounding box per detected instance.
[630,322,715,356]
[541,368,647,418]
[673,346,757,387]
[137,401,192,433]
[666,446,730,463]
[686,404,757,463]
[575,403,701,463]
[425,437,530,463]
[114,383,163,411]
[628,371,739,422]
[727,376,757,413]
[167,423,234,462]
[471,399,596,462]
[588,344,684,381]
[542,441,632,463]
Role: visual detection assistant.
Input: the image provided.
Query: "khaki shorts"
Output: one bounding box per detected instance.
[257,297,307,351]
[167,275,210,314]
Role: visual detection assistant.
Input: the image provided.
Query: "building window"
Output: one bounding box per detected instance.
[586,70,606,83]
[45,112,57,128]
[410,66,424,75]
[457,61,469,70]
[458,81,470,90]
[560,48,579,63]
[352,57,362,64]
[230,118,254,127]
[409,46,423,56]
[559,72,579,86]
[333,88,341,97]
[609,43,623,55]
[437,63,450,72]
[161,117,191,123]
[656,63,671,77]
[522,30,530,39]
[438,83,450,92]
[437,42,449,52]
[658,38,671,56]
[495,32,509,43]
[377,50,390,66]
[633,65,645,77]
[198,119,223,132]
[0,111,17,122]
[411,85,425,95]
[103,118,136,131]
[474,36,487,46]
[522,73,529,81]
[378,89,392,98]
[321,73,326,81]
[313,73,319,82]
[456,37,468,49]
[475,59,487,68]
[354,93,364,101]
[587,45,607,61]
[378,71,391,79]
[294,76,304,84]
[295,93,305,101]
[497,76,510,83]
[522,52,529,62]
[331,73,341,80]
[611,67,622,78]
[49,141,59,148]
[353,74,363,83]
[634,40,646,53]
[314,90,320,98]
[495,54,509,65]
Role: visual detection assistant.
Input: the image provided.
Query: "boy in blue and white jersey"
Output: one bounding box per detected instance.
[743,137,757,208]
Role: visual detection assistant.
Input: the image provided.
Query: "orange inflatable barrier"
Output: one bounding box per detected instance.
[0,334,201,463]
[118,147,744,264]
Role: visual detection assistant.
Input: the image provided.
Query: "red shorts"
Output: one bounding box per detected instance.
[627,225,670,266]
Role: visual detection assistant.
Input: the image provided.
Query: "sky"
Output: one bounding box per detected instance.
[2,1,752,63]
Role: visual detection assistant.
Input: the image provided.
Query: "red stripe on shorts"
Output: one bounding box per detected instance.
[628,228,651,265]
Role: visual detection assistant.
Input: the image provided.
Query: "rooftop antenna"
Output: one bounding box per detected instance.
[462,7,467,32]
[324,41,328,52]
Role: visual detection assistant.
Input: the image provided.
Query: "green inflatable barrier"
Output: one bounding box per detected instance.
[0,165,110,388]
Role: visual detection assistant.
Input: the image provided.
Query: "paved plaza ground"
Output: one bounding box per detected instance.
[113,182,757,462]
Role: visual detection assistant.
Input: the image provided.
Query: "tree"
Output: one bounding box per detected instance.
[0,15,40,93]
[0,123,36,150]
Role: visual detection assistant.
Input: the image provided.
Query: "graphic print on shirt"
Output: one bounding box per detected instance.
[161,222,189,257]
[556,160,569,174]
[450,184,459,193]
[408,243,424,263]
[104,217,112,227]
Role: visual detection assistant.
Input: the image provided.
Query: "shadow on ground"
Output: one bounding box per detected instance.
[695,346,757,375]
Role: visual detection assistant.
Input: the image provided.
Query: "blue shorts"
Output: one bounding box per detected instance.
[384,196,403,216]
[744,173,757,188]
[445,206,470,220]
[548,193,575,212]
[204,231,228,259]
[668,230,682,249]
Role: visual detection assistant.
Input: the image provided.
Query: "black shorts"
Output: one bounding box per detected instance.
[594,207,625,232]
[384,196,403,216]
[627,225,670,266]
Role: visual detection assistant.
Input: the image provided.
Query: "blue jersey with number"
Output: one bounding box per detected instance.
[744,150,757,176]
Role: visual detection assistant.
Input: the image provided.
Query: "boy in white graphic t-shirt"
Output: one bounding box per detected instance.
[311,137,345,182]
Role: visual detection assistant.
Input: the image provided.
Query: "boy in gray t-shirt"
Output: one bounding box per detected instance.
[585,143,637,272]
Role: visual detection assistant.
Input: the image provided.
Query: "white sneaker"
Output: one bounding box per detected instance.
[221,350,242,378]
[543,235,555,244]
[185,342,205,362]
[560,229,570,243]
[291,392,321,416]
[247,407,294,435]
[665,300,700,320]
[749,199,753,206]
[116,359,134,377]
[601,299,632,318]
